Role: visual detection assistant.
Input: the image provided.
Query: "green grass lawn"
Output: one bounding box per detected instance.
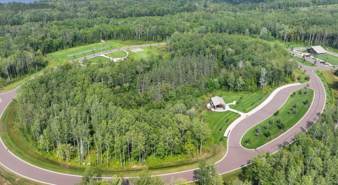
[315,70,335,104]
[220,93,270,113]
[47,41,130,64]
[106,51,127,58]
[203,111,240,145]
[241,89,314,149]
[128,46,167,60]
[87,56,111,63]
[317,54,338,65]
[293,56,318,67]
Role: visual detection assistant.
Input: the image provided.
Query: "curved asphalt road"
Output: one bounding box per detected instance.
[0,49,332,184]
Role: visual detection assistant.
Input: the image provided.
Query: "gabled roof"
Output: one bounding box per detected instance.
[311,46,327,54]
[211,96,226,105]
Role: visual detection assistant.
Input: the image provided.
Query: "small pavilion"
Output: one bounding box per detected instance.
[210,96,226,110]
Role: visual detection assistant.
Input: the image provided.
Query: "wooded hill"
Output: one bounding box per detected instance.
[1,0,338,87]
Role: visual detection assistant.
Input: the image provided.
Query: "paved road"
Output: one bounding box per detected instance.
[0,48,332,184]
[75,43,166,62]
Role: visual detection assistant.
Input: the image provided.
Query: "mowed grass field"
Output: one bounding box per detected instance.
[293,56,317,67]
[106,51,127,58]
[317,54,338,65]
[241,89,314,149]
[221,93,270,113]
[47,41,130,64]
[128,46,168,60]
[87,56,111,63]
[204,111,240,145]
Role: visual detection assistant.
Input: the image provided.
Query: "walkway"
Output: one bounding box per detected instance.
[0,47,330,184]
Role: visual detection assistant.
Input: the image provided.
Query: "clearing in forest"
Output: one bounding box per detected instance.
[47,41,130,64]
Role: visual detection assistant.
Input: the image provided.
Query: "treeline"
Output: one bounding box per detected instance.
[0,0,202,26]
[2,1,338,83]
[169,33,298,92]
[235,103,338,184]
[3,6,338,57]
[16,59,211,168]
[0,50,47,86]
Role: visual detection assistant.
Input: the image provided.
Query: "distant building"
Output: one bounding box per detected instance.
[101,40,105,43]
[210,96,226,110]
[308,46,327,55]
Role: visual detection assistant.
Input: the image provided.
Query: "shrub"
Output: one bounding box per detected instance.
[256,126,261,133]
[246,138,251,145]
[269,118,274,124]
[294,110,297,114]
[264,124,269,130]
[299,90,303,95]
[255,133,259,137]
[265,131,271,139]
[288,111,291,114]
[294,103,297,108]
[274,110,279,116]
[277,118,282,124]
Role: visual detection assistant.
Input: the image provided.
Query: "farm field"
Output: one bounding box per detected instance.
[241,89,314,149]
[47,41,130,64]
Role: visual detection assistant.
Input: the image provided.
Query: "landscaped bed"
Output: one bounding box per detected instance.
[241,88,314,149]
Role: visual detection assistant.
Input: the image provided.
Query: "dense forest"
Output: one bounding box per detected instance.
[3,0,338,184]
[15,32,297,168]
[1,0,338,86]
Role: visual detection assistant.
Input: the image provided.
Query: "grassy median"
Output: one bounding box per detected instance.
[241,88,314,149]
[293,56,317,67]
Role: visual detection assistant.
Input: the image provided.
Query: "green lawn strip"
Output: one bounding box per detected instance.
[315,70,335,104]
[204,111,240,145]
[220,93,270,113]
[241,89,314,149]
[87,56,111,63]
[47,41,130,64]
[293,56,317,67]
[128,46,167,60]
[293,68,310,83]
[0,102,230,177]
[106,51,127,58]
[317,54,338,65]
